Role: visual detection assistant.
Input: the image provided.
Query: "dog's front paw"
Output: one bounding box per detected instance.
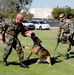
[35,62,38,64]
[49,64,51,67]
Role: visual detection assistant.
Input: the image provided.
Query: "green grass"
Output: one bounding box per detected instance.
[0,30,74,75]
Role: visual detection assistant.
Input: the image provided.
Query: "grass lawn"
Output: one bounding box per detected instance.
[0,29,74,75]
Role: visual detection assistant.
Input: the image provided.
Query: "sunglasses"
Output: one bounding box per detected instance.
[59,16,64,18]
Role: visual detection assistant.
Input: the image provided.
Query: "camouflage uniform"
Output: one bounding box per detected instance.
[57,19,74,59]
[0,22,8,42]
[0,19,27,63]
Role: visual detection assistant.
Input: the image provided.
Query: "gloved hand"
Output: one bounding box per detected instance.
[63,33,70,37]
[57,38,60,43]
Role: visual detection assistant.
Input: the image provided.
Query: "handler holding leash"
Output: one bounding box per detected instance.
[0,13,32,68]
[57,13,74,60]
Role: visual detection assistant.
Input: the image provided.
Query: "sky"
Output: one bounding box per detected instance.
[31,0,74,9]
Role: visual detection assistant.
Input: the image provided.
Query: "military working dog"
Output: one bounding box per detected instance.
[24,33,51,66]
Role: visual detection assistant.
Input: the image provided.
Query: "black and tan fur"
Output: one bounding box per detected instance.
[25,33,51,66]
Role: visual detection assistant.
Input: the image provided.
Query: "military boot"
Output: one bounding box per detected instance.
[20,62,29,68]
[3,58,8,66]
[65,53,69,60]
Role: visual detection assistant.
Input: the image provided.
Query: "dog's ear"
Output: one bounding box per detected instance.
[39,39,42,43]
[31,33,35,38]
[37,38,42,43]
[40,40,42,43]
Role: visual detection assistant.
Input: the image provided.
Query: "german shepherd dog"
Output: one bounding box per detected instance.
[24,33,51,66]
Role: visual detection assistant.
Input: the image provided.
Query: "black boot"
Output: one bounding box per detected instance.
[65,54,69,60]
[3,58,8,66]
[20,62,29,68]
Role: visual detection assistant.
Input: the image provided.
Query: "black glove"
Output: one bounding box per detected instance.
[57,38,60,43]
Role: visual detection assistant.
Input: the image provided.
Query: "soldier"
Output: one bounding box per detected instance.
[57,13,74,60]
[0,13,33,68]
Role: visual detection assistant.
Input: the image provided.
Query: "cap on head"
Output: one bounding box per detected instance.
[59,13,65,18]
[59,13,65,17]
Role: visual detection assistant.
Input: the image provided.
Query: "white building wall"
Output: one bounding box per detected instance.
[29,8,53,19]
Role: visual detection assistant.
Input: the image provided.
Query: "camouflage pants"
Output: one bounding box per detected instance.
[61,33,72,54]
[3,37,24,62]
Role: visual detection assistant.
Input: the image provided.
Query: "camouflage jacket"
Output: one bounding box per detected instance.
[0,19,27,42]
[57,19,74,37]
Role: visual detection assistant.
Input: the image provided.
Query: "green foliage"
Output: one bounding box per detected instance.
[0,12,17,19]
[0,0,18,13]
[0,13,5,19]
[71,18,74,21]
[52,6,65,20]
[0,0,33,19]
[0,0,33,15]
[7,13,17,18]
[52,6,74,20]
[23,12,34,20]
[0,11,33,19]
[71,9,74,18]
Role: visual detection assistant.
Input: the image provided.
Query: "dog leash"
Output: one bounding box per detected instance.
[53,45,63,59]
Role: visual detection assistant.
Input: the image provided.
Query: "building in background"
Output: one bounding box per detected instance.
[29,7,53,19]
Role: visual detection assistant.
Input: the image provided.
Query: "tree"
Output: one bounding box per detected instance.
[20,0,33,13]
[22,12,34,20]
[0,0,19,13]
[0,0,33,13]
[0,0,33,19]
[52,6,74,20]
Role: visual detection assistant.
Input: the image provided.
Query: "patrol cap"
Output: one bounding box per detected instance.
[59,13,65,18]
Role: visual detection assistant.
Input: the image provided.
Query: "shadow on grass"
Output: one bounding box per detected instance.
[8,56,62,66]
[0,55,63,66]
[1,53,74,66]
[70,56,74,58]
[7,58,38,66]
[8,61,20,66]
[51,56,62,65]
[69,51,74,58]
[0,61,2,63]
[70,51,74,54]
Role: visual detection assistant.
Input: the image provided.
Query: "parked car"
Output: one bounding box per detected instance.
[0,19,3,25]
[22,20,35,30]
[30,20,51,30]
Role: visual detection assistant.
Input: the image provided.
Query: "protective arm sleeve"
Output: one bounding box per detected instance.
[69,22,74,36]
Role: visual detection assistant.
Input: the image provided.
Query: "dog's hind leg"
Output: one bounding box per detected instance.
[35,59,41,64]
[46,56,51,66]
